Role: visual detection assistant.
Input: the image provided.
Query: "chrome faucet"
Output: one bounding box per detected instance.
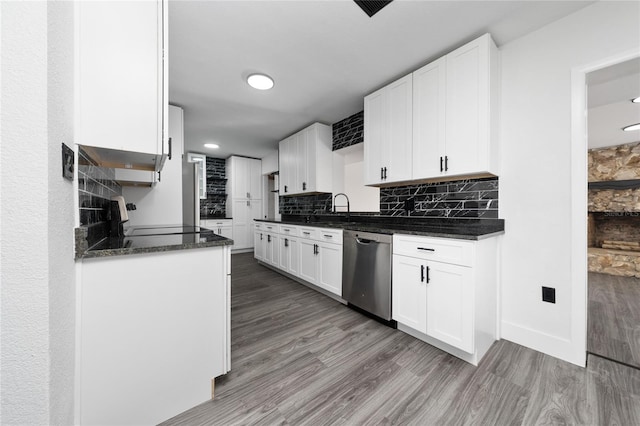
[333,193,350,219]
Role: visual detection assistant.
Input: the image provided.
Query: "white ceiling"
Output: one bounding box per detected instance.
[169,0,595,159]
[587,58,640,149]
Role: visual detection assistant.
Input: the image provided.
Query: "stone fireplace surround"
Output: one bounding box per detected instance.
[587,141,640,278]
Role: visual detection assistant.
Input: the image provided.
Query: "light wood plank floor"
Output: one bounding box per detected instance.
[161,254,640,425]
[588,272,640,368]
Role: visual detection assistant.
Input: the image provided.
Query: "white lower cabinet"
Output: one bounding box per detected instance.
[392,255,428,334]
[202,219,233,241]
[253,229,265,261]
[279,235,300,276]
[254,222,342,298]
[299,239,318,285]
[392,233,497,365]
[266,233,280,268]
[317,241,342,296]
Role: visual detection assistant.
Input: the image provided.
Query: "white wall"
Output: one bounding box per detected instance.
[124,105,184,226]
[499,0,640,365]
[332,144,379,212]
[261,150,278,174]
[1,1,76,424]
[47,1,77,424]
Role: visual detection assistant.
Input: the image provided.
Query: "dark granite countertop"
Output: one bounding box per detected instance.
[255,216,504,240]
[76,225,233,260]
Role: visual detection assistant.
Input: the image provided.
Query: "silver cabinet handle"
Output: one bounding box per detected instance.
[417,247,435,252]
[303,231,310,235]
[323,234,333,238]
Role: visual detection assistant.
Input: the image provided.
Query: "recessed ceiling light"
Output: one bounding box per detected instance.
[622,123,640,132]
[632,97,640,103]
[247,73,274,90]
[204,143,219,149]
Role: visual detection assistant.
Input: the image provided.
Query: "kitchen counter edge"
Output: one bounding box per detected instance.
[254,219,504,241]
[74,228,233,260]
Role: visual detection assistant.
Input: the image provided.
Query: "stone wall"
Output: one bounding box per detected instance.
[589,188,640,212]
[588,248,640,278]
[588,140,640,181]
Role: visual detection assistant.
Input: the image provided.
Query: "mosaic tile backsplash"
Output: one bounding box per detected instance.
[200,157,227,217]
[332,110,364,151]
[279,193,333,216]
[380,177,499,218]
[78,147,122,226]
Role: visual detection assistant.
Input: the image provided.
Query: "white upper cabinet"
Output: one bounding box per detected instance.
[365,33,498,186]
[278,123,332,196]
[279,137,296,196]
[76,0,168,169]
[412,57,446,179]
[364,74,413,186]
[443,34,498,177]
[228,156,262,200]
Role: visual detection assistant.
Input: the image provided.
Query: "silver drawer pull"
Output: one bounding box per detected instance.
[417,247,435,252]
[303,232,311,235]
[283,229,290,232]
[323,234,333,238]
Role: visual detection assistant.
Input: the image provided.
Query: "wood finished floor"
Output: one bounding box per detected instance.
[161,254,640,425]
[588,272,640,368]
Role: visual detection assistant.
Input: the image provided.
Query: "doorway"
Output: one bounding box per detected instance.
[585,57,640,368]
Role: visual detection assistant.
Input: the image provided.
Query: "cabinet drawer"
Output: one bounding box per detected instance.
[317,228,343,244]
[210,219,232,227]
[299,227,319,240]
[393,234,474,267]
[254,222,264,230]
[263,223,277,233]
[279,225,299,236]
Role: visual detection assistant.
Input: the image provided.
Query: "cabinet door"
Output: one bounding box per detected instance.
[279,237,290,271]
[299,240,318,285]
[317,242,342,296]
[392,255,427,334]
[245,200,262,249]
[249,159,262,200]
[281,138,297,195]
[288,237,300,277]
[219,227,233,240]
[231,200,249,249]
[253,231,264,261]
[413,57,446,179]
[230,157,249,199]
[445,36,489,176]
[77,1,165,156]
[426,261,474,353]
[386,74,413,183]
[303,126,317,193]
[364,87,386,186]
[295,131,308,194]
[278,139,289,195]
[268,234,280,268]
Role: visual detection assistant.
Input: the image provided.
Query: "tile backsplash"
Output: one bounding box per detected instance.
[380,177,499,218]
[332,111,363,151]
[77,147,122,226]
[200,157,227,217]
[279,193,333,216]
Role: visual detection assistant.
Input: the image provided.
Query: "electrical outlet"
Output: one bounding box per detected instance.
[542,286,556,304]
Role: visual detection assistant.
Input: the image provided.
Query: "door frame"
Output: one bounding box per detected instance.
[570,48,640,366]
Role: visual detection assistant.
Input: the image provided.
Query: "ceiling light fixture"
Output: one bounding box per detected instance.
[247,73,274,90]
[633,97,640,103]
[622,123,640,132]
[204,143,219,149]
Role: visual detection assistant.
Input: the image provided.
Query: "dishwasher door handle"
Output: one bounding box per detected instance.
[355,238,375,245]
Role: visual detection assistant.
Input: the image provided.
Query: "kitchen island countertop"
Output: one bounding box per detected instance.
[75,225,233,259]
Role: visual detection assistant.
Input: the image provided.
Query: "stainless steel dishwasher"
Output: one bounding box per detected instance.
[342,230,394,322]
